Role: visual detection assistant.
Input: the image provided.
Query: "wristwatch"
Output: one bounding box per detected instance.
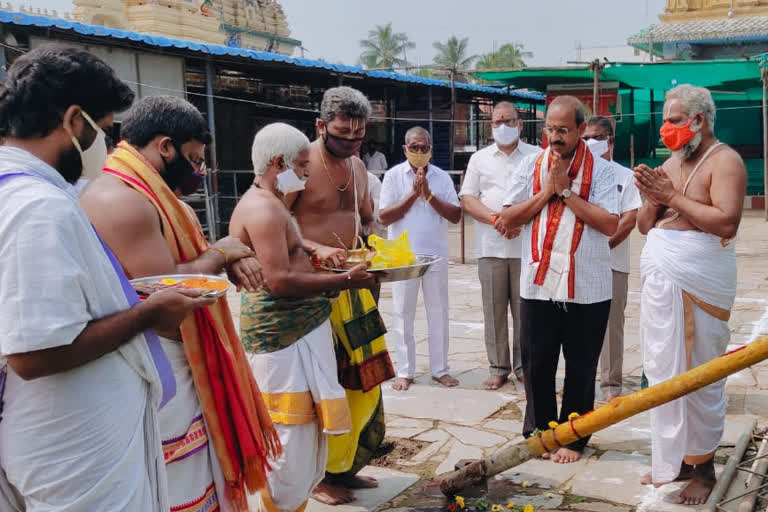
[560,188,572,200]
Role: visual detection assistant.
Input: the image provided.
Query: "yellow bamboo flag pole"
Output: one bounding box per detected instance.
[439,335,768,496]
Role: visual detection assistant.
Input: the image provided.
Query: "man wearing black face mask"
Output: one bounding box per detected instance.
[287,86,393,505]
[0,45,217,512]
[81,95,274,512]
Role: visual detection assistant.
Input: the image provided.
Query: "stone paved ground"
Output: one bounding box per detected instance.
[229,212,768,512]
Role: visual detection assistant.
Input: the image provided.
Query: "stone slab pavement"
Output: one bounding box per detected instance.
[227,212,768,511]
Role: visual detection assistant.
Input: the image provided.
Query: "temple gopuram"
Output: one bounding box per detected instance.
[629,0,768,59]
[68,0,300,54]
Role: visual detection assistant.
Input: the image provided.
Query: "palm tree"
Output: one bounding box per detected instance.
[359,23,415,71]
[432,36,477,81]
[476,43,532,71]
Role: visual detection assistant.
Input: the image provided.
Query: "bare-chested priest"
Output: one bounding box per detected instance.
[634,84,746,505]
[286,87,396,505]
[229,122,377,512]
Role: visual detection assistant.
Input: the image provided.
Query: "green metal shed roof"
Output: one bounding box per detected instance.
[474,59,762,94]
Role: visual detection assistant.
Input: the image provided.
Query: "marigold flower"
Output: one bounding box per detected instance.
[523,505,535,512]
[521,480,531,488]
[506,503,515,509]
[455,496,465,509]
[491,505,504,512]
[568,412,580,420]
[548,421,558,429]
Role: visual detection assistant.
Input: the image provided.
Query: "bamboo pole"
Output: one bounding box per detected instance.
[704,418,757,511]
[439,335,768,495]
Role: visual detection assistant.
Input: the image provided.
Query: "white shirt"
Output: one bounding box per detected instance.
[459,141,542,259]
[0,147,165,511]
[609,160,643,273]
[503,151,618,304]
[380,162,460,258]
[363,151,388,171]
[367,171,386,237]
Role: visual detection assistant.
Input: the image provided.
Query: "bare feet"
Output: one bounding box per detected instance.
[483,375,507,390]
[552,447,581,464]
[334,474,379,489]
[675,460,716,506]
[640,462,694,486]
[432,374,459,387]
[540,452,551,459]
[311,480,355,505]
[391,377,413,391]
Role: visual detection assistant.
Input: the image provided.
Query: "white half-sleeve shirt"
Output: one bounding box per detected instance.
[379,162,460,258]
[609,160,643,273]
[459,141,542,259]
[503,151,618,304]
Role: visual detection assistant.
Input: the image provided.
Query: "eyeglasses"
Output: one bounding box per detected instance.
[406,144,431,154]
[543,126,571,137]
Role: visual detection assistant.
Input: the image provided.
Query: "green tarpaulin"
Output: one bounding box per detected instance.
[475,59,762,94]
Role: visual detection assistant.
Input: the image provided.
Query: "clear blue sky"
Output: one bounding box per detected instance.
[17,0,668,67]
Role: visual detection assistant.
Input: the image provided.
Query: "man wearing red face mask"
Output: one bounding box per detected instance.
[633,85,746,505]
[287,86,394,505]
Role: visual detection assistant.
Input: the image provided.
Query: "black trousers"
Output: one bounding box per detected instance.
[520,298,611,452]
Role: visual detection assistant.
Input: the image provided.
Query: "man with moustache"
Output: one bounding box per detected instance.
[634,84,746,505]
[0,46,213,512]
[286,86,395,505]
[496,96,618,464]
[82,95,279,512]
[460,101,541,390]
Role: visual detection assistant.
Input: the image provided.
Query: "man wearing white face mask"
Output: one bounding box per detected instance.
[380,126,463,392]
[229,123,376,512]
[583,117,642,403]
[459,102,541,390]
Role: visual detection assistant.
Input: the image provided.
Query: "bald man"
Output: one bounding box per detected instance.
[496,96,618,464]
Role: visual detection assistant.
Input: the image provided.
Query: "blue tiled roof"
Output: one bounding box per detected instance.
[0,10,544,101]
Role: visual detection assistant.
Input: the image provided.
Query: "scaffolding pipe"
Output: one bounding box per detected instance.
[704,419,757,511]
[738,439,768,512]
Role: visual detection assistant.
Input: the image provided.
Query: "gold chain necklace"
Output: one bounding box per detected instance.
[320,148,353,192]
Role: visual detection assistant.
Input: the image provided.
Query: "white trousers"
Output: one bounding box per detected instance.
[391,259,450,379]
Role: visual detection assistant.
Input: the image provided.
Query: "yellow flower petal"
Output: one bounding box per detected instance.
[521,480,530,488]
[455,496,465,509]
[548,421,558,429]
[506,504,515,509]
[161,278,178,285]
[568,412,580,420]
[491,505,504,512]
[523,505,535,512]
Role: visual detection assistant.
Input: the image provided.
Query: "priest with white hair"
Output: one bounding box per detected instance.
[229,122,376,512]
[634,84,746,505]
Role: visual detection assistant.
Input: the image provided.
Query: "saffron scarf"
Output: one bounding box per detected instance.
[103,142,281,510]
[530,140,594,300]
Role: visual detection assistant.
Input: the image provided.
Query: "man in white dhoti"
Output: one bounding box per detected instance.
[0,45,213,512]
[634,84,746,505]
[229,123,377,511]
